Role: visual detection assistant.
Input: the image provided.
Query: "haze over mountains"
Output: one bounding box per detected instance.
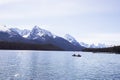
[0,25,107,51]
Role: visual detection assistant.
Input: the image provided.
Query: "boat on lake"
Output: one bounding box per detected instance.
[72,54,81,57]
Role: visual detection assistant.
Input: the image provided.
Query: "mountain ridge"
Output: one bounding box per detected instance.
[0,25,84,51]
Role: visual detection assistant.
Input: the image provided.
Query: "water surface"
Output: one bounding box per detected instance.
[0,50,120,80]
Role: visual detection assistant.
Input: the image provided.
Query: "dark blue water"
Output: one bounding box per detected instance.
[0,50,120,80]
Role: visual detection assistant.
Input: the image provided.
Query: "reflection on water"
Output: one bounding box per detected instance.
[0,50,120,80]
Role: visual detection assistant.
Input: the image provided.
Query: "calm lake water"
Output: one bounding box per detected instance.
[0,50,120,80]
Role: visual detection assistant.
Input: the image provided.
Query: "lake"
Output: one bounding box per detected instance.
[0,50,120,80]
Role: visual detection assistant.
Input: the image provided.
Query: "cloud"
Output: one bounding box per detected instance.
[0,0,80,19]
[0,0,22,5]
[0,13,24,19]
[0,0,120,20]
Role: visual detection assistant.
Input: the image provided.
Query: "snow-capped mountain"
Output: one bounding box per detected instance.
[0,25,21,38]
[10,28,30,38]
[0,25,63,50]
[80,42,107,48]
[92,43,107,48]
[29,26,53,38]
[89,44,97,48]
[0,25,10,32]
[0,25,85,51]
[27,26,55,43]
[80,42,90,48]
[27,26,84,50]
[0,25,27,42]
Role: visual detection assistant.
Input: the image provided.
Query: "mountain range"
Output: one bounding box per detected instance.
[0,25,107,51]
[80,42,107,48]
[0,25,84,51]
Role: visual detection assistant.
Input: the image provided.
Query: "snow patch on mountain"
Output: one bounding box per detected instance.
[64,34,81,47]
[21,29,30,38]
[23,33,30,38]
[64,34,77,43]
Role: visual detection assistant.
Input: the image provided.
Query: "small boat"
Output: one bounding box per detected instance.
[77,54,81,57]
[72,54,81,57]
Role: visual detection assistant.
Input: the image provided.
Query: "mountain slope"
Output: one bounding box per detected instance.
[0,41,63,50]
[27,26,54,44]
[0,26,63,50]
[10,28,30,38]
[0,25,24,42]
[64,34,80,46]
[27,26,84,51]
[64,34,85,50]
[52,36,83,51]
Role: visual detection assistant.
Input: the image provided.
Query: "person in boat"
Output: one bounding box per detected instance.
[72,54,76,56]
[77,54,81,57]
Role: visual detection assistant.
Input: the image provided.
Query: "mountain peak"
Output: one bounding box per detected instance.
[33,25,40,29]
[28,26,54,41]
[0,25,10,32]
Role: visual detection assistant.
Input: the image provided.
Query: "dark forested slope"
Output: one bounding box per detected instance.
[0,41,63,51]
[82,46,120,53]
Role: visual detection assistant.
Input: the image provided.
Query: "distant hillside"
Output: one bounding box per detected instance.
[0,41,63,51]
[82,46,120,53]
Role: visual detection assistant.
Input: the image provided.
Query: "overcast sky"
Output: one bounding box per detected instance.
[0,0,120,45]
